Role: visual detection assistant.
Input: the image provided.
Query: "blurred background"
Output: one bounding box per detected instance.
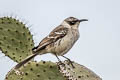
[0,0,120,80]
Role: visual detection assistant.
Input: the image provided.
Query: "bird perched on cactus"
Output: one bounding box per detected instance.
[14,17,88,69]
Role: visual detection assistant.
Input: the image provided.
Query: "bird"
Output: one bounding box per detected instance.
[14,17,88,69]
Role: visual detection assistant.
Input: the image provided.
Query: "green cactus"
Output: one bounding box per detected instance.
[58,60,102,80]
[0,16,102,80]
[5,61,65,80]
[5,61,102,80]
[0,17,34,62]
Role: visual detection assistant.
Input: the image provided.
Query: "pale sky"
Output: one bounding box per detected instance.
[0,0,120,80]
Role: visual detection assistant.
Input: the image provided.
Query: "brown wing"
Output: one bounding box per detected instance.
[32,25,68,52]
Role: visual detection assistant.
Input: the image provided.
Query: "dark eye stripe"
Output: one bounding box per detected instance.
[69,21,77,25]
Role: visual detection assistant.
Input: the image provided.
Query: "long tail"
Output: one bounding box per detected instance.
[14,44,46,69]
[14,52,38,69]
[5,52,39,78]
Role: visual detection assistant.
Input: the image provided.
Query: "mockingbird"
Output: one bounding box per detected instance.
[14,17,88,69]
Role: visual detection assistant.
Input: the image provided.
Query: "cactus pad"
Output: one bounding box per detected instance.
[5,61,65,80]
[6,60,102,80]
[58,60,102,80]
[0,17,34,62]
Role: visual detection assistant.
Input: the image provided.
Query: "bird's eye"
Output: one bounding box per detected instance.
[69,21,76,25]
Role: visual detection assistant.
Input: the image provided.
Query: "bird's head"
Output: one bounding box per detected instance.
[63,17,88,29]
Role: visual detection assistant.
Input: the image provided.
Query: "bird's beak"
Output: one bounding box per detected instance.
[78,19,88,22]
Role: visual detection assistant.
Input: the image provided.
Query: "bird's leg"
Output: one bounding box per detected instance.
[55,54,65,66]
[55,54,62,62]
[62,55,75,68]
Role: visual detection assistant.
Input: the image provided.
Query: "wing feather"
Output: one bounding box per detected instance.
[33,25,68,52]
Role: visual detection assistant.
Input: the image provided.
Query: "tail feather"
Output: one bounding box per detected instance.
[14,43,46,69]
[14,53,38,69]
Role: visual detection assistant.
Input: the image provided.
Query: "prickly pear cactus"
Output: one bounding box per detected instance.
[0,17,34,62]
[6,61,65,80]
[58,60,102,80]
[0,16,102,80]
[6,61,102,80]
